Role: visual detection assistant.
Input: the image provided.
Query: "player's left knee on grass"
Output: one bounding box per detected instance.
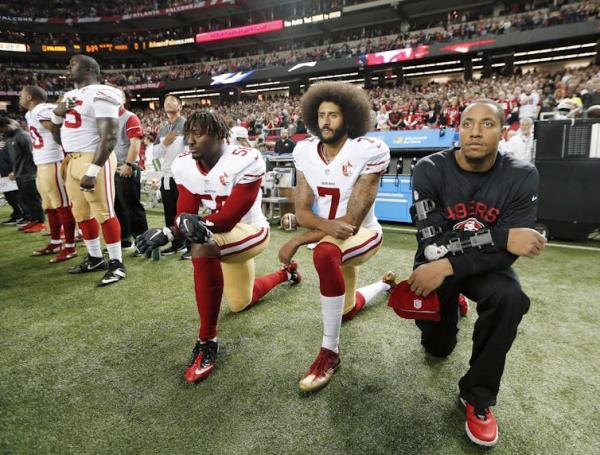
[226,296,253,313]
[191,242,221,259]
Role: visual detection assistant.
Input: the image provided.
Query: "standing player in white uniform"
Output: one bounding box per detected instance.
[50,55,125,286]
[19,85,78,263]
[280,82,395,393]
[136,111,300,383]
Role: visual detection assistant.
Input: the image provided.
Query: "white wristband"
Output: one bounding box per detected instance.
[162,227,175,242]
[51,113,64,125]
[85,164,101,178]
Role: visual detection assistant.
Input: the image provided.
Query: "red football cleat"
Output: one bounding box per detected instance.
[32,243,62,256]
[458,294,469,317]
[18,221,35,230]
[461,398,498,446]
[184,340,218,383]
[299,347,341,392]
[50,247,78,263]
[23,222,46,233]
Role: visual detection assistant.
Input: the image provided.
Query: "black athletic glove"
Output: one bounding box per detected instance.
[176,213,213,244]
[135,227,174,254]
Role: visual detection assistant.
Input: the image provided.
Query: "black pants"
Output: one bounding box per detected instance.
[416,268,530,408]
[4,190,23,219]
[160,177,183,247]
[114,172,148,241]
[16,177,44,222]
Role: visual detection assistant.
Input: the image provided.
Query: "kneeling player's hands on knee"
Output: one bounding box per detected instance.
[408,259,453,297]
[176,214,213,244]
[324,219,355,240]
[135,227,173,253]
[507,228,547,258]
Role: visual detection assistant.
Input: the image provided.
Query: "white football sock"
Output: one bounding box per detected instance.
[84,237,102,258]
[356,281,390,306]
[50,239,62,245]
[106,242,123,262]
[64,243,75,248]
[321,294,345,353]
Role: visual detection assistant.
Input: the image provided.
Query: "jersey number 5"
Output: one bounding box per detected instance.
[317,186,340,220]
[64,100,83,129]
[198,194,229,213]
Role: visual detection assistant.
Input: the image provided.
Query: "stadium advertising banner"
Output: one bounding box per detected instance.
[196,20,284,44]
[85,43,130,53]
[366,129,457,150]
[0,42,28,52]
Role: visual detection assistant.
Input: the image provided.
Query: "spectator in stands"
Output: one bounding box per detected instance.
[152,95,187,257]
[582,77,600,113]
[0,117,45,232]
[518,83,541,120]
[376,105,389,131]
[387,104,403,130]
[114,91,148,250]
[505,117,534,163]
[274,129,296,155]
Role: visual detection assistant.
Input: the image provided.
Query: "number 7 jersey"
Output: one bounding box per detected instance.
[293,136,390,233]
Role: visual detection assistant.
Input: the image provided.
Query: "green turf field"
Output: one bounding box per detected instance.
[1,205,599,454]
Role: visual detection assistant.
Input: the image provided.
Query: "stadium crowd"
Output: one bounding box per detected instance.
[1,0,597,88]
[130,65,599,140]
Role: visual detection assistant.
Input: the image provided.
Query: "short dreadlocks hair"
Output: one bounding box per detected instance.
[183,110,230,140]
[301,82,372,138]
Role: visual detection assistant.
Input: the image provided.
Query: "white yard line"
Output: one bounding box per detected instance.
[381,226,600,252]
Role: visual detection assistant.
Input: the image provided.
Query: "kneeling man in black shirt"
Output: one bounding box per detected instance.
[408,98,547,447]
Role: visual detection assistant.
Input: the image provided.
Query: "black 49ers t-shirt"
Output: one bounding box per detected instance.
[411,148,539,278]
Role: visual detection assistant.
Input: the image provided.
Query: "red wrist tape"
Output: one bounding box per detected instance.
[388,280,441,321]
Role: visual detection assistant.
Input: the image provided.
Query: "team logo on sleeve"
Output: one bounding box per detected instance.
[341,160,353,177]
[219,172,230,186]
[453,217,485,232]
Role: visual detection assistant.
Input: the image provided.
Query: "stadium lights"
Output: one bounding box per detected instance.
[515,51,597,65]
[141,97,160,101]
[180,93,220,99]
[402,60,461,70]
[513,43,596,57]
[168,89,206,95]
[241,86,290,94]
[404,67,465,77]
[309,72,359,81]
[245,81,284,88]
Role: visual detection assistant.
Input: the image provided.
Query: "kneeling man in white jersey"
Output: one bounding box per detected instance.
[136,111,300,383]
[281,82,395,392]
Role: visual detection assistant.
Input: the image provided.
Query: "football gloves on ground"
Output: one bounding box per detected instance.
[135,227,174,254]
[176,214,213,244]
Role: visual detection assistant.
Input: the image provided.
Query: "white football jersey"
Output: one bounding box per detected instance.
[25,103,63,165]
[60,84,121,153]
[293,136,390,233]
[172,143,268,229]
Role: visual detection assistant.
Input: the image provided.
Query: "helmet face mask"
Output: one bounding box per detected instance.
[280,213,298,231]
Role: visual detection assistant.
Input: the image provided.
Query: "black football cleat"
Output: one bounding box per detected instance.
[97,260,127,286]
[283,261,301,286]
[68,255,107,274]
